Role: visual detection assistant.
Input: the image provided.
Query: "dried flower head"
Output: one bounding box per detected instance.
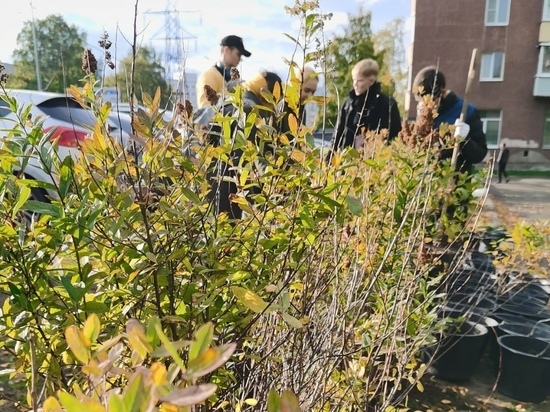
[176,99,193,116]
[204,85,220,106]
[0,64,5,73]
[176,99,194,124]
[398,97,442,149]
[82,49,98,75]
[98,31,112,50]
[0,73,9,85]
[230,67,240,81]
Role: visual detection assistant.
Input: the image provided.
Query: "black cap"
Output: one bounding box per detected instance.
[220,35,251,57]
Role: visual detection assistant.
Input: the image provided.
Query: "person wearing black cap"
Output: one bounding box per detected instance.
[196,35,251,109]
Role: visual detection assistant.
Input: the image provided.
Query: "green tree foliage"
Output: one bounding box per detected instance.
[104,46,172,109]
[324,7,383,128]
[10,14,86,92]
[373,18,408,116]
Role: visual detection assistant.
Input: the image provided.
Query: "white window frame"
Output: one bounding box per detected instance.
[480,110,502,149]
[485,0,511,26]
[480,52,505,81]
[544,0,550,21]
[537,43,550,77]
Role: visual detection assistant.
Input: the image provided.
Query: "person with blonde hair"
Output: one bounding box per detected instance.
[329,58,401,154]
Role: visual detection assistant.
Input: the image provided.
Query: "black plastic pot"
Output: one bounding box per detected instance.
[496,335,550,403]
[462,251,496,276]
[491,311,537,327]
[446,292,496,315]
[508,280,550,305]
[497,322,550,342]
[496,301,550,321]
[427,320,489,382]
[446,268,495,294]
[496,292,547,309]
[488,313,538,370]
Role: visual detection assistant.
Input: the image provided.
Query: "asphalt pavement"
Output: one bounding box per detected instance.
[486,177,550,225]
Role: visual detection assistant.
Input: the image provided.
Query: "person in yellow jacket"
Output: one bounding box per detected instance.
[196,35,251,109]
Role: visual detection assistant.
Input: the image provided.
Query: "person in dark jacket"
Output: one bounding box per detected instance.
[277,66,319,135]
[329,58,401,157]
[412,66,488,174]
[413,66,488,228]
[497,142,510,183]
[206,70,283,219]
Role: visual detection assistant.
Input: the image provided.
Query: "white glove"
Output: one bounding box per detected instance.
[454,119,470,139]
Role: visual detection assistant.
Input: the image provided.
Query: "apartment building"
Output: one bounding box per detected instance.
[408,0,550,169]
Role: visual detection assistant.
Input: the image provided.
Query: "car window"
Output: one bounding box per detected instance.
[0,99,11,117]
[37,97,97,130]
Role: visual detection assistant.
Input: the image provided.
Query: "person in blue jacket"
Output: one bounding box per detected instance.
[412,66,488,174]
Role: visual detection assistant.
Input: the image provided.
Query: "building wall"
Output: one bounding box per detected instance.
[409,0,550,169]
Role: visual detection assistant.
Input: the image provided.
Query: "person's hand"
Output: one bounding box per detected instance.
[454,119,470,139]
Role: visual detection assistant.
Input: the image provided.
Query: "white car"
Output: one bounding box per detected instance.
[110,101,174,123]
[0,88,132,204]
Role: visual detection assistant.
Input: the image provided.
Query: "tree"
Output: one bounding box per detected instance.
[104,46,172,109]
[10,14,87,92]
[323,8,383,128]
[373,18,408,117]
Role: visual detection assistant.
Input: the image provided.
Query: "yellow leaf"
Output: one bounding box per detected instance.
[231,286,269,313]
[43,396,63,412]
[159,403,179,412]
[272,81,281,102]
[83,314,101,345]
[150,362,168,386]
[186,343,237,379]
[126,319,153,358]
[416,380,424,393]
[57,391,105,412]
[65,326,90,364]
[290,149,305,163]
[288,114,299,136]
[279,133,290,145]
[244,398,258,406]
[82,359,102,377]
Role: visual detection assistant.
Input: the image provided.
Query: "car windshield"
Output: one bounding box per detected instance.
[38,97,98,130]
[38,97,132,135]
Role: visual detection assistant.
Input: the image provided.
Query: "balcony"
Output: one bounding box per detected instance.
[534,76,550,97]
[535,43,550,96]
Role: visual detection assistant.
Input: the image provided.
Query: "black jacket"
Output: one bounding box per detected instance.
[435,91,487,173]
[331,82,401,151]
[498,148,509,165]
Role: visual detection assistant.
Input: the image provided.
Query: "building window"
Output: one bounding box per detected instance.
[485,0,510,25]
[538,44,550,76]
[479,110,501,148]
[545,0,550,21]
[480,52,505,81]
[544,111,550,148]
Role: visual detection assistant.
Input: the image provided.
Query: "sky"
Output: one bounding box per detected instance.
[1,0,411,82]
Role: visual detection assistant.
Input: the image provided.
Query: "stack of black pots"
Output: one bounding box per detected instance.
[425,229,550,404]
